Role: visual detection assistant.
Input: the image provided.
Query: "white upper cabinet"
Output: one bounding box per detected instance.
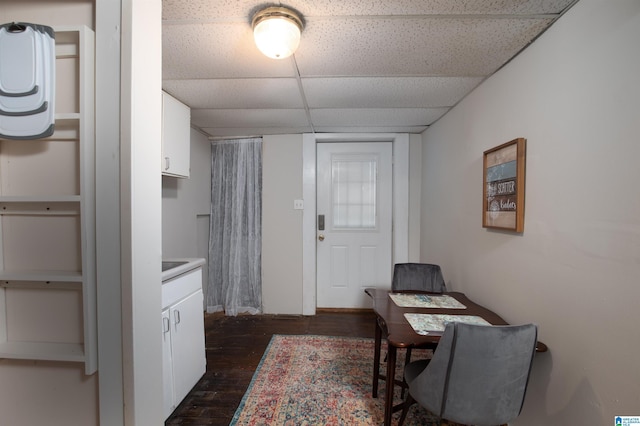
[161,91,190,178]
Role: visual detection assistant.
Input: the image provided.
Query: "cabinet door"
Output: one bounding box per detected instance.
[161,91,191,178]
[170,289,206,404]
[162,308,175,419]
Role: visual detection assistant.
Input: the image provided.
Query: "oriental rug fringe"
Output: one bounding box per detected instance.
[230,334,440,425]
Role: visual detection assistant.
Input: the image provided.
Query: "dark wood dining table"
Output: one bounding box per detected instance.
[365,288,547,426]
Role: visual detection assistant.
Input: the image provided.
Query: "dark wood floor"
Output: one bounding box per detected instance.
[165,310,377,425]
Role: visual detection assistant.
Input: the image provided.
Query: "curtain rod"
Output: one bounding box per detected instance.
[208,135,263,141]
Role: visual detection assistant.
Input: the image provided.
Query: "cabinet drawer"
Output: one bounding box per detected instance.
[162,268,202,308]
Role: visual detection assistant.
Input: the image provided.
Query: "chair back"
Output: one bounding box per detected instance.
[410,322,538,426]
[391,263,446,293]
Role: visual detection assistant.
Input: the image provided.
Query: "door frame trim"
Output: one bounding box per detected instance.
[302,133,410,315]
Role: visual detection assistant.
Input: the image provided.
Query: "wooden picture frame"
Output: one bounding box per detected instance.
[483,138,526,232]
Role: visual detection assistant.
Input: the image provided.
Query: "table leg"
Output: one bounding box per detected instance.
[373,319,382,398]
[384,344,396,426]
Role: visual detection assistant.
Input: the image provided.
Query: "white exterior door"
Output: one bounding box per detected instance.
[316,142,393,308]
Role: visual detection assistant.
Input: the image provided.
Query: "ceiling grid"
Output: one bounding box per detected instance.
[162,0,580,137]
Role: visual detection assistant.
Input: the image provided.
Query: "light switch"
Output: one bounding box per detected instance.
[294,199,304,210]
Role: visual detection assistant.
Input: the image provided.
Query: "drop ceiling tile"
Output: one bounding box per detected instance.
[162,0,576,21]
[163,78,304,109]
[162,23,297,79]
[191,109,310,129]
[310,108,448,127]
[163,0,264,21]
[286,0,576,16]
[295,17,553,77]
[302,76,483,108]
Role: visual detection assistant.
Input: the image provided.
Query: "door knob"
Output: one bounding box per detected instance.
[318,234,325,241]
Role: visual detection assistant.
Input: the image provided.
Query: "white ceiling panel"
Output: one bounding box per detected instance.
[161,0,580,138]
[284,0,576,16]
[162,0,575,21]
[191,109,310,129]
[163,78,304,109]
[294,18,553,77]
[163,0,266,21]
[162,23,297,79]
[310,108,449,127]
[302,77,484,108]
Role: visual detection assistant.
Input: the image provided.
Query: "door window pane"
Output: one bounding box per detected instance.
[331,156,377,229]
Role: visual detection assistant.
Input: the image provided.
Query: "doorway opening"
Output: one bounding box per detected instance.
[302,133,410,314]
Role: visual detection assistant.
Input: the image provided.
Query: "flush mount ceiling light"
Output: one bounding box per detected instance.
[252,6,303,59]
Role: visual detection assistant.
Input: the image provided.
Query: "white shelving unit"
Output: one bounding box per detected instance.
[0,26,96,374]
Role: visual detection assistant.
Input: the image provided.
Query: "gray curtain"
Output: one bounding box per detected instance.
[207,138,262,316]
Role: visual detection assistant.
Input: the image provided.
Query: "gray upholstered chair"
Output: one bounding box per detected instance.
[398,322,538,426]
[391,263,447,293]
[393,263,447,371]
[380,263,447,397]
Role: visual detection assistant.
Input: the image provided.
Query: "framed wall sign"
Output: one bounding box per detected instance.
[483,138,526,232]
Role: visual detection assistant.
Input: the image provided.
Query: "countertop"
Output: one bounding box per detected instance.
[162,258,206,282]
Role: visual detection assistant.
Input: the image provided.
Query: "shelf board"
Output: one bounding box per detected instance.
[0,341,84,363]
[0,195,80,203]
[0,121,80,142]
[0,270,83,283]
[0,197,81,215]
[55,113,81,121]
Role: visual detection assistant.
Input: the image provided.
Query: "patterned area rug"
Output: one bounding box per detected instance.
[230,334,440,425]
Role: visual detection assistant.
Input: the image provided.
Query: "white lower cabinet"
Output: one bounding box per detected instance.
[162,267,206,419]
[162,308,175,419]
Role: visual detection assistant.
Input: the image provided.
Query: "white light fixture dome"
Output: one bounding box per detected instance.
[252,6,303,59]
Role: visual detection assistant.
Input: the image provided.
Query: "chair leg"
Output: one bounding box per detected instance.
[373,322,383,398]
[404,347,413,366]
[400,347,412,398]
[397,393,415,426]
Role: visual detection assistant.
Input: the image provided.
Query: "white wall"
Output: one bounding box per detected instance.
[261,133,422,314]
[165,133,307,315]
[162,128,211,301]
[419,0,640,424]
[162,128,211,258]
[95,1,125,422]
[165,132,301,314]
[0,3,99,426]
[408,134,422,262]
[261,134,304,314]
[120,0,163,423]
[260,133,424,314]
